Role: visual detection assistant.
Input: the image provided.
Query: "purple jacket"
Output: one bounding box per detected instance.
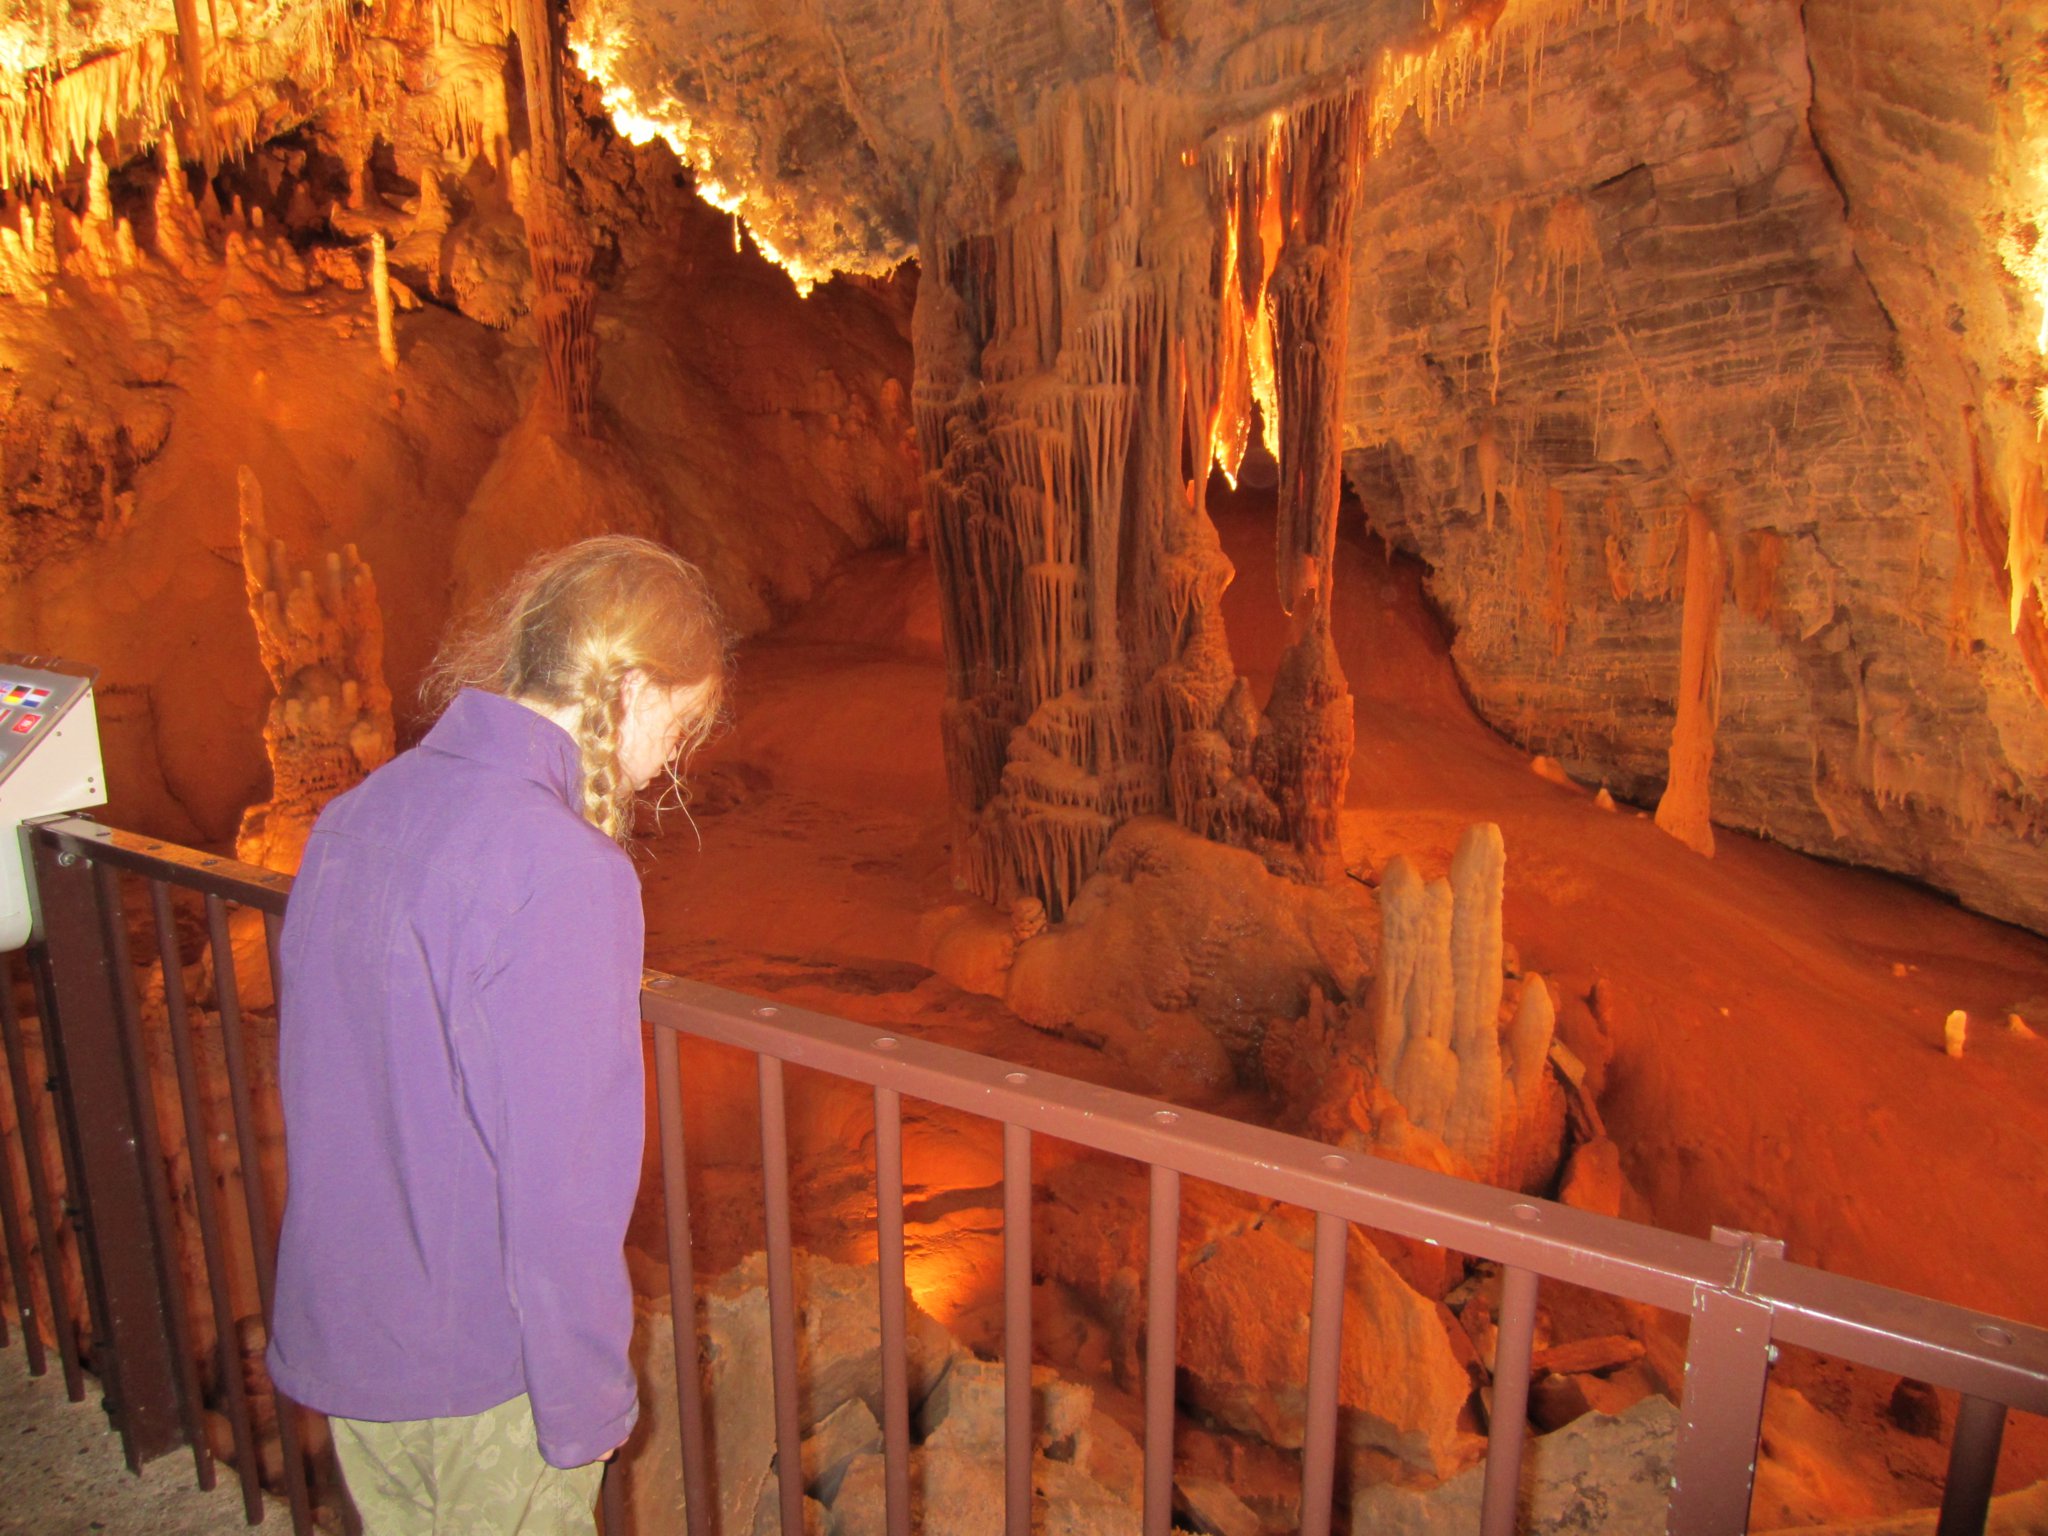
[267,688,644,1467]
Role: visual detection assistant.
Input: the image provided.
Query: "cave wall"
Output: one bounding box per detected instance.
[1342,0,2048,930]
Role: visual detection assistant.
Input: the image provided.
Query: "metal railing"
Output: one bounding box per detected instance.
[2,812,2044,1536]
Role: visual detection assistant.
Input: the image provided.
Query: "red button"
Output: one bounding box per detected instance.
[11,713,38,734]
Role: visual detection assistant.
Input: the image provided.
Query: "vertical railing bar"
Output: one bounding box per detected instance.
[97,863,215,1492]
[260,914,283,1019]
[1478,1265,1541,1536]
[1003,1121,1032,1536]
[1935,1394,2008,1536]
[600,1455,627,1534]
[757,1053,805,1536]
[205,893,313,1533]
[254,904,319,1536]
[1143,1164,1180,1536]
[1299,1212,1348,1536]
[0,1177,12,1349]
[0,951,45,1375]
[153,881,264,1521]
[13,941,86,1399]
[653,1026,712,1536]
[874,1086,911,1536]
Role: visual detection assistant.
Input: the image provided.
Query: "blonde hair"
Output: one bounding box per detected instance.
[425,536,729,842]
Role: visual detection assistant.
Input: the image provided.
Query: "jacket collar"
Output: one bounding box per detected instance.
[422,688,580,807]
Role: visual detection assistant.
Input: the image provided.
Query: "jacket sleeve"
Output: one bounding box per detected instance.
[469,848,647,1468]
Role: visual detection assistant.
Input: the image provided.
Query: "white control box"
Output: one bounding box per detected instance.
[0,655,107,951]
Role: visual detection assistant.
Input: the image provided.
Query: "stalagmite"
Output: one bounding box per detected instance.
[1944,1010,1968,1059]
[1252,618,1354,882]
[234,466,394,873]
[1371,827,1564,1188]
[1654,501,1725,857]
[371,232,397,371]
[1442,824,1505,1170]
[1507,975,1555,1105]
[1374,856,1458,1135]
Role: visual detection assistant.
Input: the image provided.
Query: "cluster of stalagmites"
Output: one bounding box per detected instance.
[232,465,393,874]
[1369,823,1566,1189]
[1248,821,1572,1197]
[917,78,1369,921]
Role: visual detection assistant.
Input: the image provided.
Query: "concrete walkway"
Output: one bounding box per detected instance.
[0,1337,276,1535]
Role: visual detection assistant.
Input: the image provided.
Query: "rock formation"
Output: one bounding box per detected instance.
[233,466,394,873]
[912,77,1370,919]
[1652,502,1724,857]
[1035,1160,1474,1478]
[1373,826,1565,1190]
[624,1251,1136,1536]
[1348,1396,1679,1536]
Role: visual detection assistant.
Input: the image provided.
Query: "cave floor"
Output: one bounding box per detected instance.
[0,1336,278,1535]
[631,492,2048,1521]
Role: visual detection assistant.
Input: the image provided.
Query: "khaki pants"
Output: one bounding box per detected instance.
[330,1393,604,1536]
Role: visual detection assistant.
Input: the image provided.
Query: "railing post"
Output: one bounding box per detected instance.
[28,836,187,1466]
[1003,1121,1034,1536]
[0,954,50,1379]
[1479,1265,1542,1536]
[1935,1394,2008,1536]
[1668,1230,1781,1536]
[1299,1211,1349,1536]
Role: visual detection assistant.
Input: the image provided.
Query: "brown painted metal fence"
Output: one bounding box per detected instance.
[1,812,2044,1536]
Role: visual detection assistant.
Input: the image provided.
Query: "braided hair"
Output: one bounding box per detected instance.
[425,536,728,842]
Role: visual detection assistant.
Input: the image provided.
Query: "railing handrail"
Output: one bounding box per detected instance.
[637,972,2048,1416]
[34,817,289,914]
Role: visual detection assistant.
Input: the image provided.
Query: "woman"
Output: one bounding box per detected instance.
[267,535,726,1534]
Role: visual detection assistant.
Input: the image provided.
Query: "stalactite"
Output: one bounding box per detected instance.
[1537,193,1597,340]
[509,0,598,431]
[2002,439,2047,637]
[1965,417,2048,710]
[0,0,356,194]
[1270,92,1365,619]
[1654,500,1725,857]
[172,0,217,173]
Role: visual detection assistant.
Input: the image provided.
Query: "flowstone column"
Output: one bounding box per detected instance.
[1255,91,1365,883]
[916,81,1371,917]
